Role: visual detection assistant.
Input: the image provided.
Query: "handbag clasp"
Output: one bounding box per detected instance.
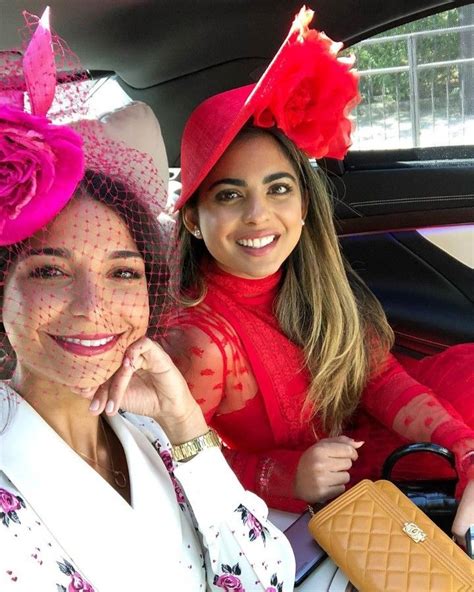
[403,522,427,543]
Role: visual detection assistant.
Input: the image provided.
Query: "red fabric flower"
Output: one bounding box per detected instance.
[0,105,84,245]
[253,7,360,159]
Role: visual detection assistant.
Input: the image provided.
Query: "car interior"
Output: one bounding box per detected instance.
[1,0,473,359]
[1,4,473,587]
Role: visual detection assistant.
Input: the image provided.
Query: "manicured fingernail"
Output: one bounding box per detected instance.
[105,400,115,414]
[123,356,131,368]
[89,399,100,412]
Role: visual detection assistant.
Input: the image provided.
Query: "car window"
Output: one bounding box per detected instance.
[50,76,132,123]
[346,6,474,151]
[85,77,132,117]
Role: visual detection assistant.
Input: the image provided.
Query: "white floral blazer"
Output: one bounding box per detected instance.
[0,384,295,591]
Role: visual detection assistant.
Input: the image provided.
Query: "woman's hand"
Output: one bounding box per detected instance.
[452,479,474,550]
[82,337,208,444]
[294,436,364,503]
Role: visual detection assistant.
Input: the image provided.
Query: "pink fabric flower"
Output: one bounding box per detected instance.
[253,7,360,159]
[0,105,84,245]
[214,574,245,591]
[68,572,95,592]
[0,488,21,513]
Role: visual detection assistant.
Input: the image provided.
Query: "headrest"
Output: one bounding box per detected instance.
[99,101,169,185]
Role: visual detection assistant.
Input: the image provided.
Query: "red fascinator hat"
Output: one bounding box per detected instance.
[177,6,360,210]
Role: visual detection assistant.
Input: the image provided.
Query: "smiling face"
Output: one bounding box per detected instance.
[185,132,306,279]
[2,196,150,389]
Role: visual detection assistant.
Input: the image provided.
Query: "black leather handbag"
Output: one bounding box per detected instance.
[381,442,458,534]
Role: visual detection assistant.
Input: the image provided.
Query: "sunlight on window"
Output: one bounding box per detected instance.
[346,7,474,150]
[85,77,132,118]
[418,225,474,268]
[40,76,132,124]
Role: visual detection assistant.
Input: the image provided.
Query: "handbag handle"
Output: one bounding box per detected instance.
[381,442,456,479]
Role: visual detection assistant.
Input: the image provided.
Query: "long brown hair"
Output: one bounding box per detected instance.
[179,127,393,434]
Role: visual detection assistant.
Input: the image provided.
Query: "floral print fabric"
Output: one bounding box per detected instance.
[0,388,295,591]
[0,487,25,527]
[0,476,96,591]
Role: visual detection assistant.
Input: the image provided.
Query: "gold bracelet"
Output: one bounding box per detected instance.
[171,428,221,462]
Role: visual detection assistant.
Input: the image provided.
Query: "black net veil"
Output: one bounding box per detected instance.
[0,10,179,397]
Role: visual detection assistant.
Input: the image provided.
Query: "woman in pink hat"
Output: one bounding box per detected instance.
[0,10,295,591]
[170,7,474,544]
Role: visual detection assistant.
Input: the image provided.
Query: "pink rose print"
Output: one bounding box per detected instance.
[0,488,26,527]
[68,572,95,592]
[160,449,174,472]
[266,573,284,592]
[172,477,186,505]
[214,574,244,591]
[0,488,21,512]
[247,513,263,537]
[0,105,84,245]
[214,564,245,591]
[57,559,95,592]
[159,448,186,508]
[236,504,268,544]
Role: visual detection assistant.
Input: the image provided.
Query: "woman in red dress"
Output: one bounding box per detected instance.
[169,7,474,543]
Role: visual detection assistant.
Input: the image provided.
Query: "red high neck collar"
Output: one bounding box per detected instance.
[203,261,282,305]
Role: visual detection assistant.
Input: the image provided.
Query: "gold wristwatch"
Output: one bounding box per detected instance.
[171,428,221,462]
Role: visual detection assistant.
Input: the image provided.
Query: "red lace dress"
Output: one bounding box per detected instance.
[168,265,474,512]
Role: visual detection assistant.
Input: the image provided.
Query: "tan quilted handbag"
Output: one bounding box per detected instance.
[308,479,474,591]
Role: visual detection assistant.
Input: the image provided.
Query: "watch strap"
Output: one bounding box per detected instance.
[171,428,221,462]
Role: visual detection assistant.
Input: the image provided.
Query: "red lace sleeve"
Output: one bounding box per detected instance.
[223,447,307,513]
[166,304,260,420]
[166,305,309,511]
[165,323,226,420]
[362,352,474,492]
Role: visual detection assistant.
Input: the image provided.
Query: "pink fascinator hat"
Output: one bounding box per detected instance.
[0,7,85,246]
[0,8,169,243]
[177,5,360,209]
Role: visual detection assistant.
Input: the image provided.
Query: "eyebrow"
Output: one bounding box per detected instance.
[263,172,297,184]
[20,248,142,261]
[108,250,142,260]
[208,178,247,190]
[207,172,297,191]
[21,247,71,259]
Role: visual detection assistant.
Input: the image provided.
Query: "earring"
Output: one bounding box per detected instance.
[301,219,305,226]
[193,228,202,239]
